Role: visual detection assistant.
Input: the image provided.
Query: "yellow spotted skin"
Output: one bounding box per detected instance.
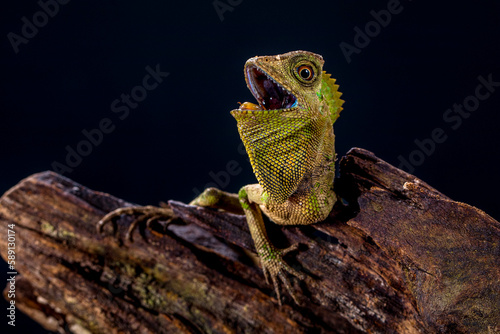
[230,51,344,304]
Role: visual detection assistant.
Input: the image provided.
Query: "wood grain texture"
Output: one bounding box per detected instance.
[0,148,498,333]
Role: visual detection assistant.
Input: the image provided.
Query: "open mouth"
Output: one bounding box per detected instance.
[243,65,297,111]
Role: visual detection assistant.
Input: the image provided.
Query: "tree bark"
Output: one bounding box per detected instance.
[0,148,498,333]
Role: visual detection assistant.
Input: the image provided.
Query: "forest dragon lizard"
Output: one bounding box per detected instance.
[98,50,344,304]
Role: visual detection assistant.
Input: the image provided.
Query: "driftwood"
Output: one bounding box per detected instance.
[0,148,499,333]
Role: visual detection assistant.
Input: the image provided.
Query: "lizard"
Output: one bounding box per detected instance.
[98,50,344,304]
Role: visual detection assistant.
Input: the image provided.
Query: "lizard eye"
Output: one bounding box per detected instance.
[295,64,315,82]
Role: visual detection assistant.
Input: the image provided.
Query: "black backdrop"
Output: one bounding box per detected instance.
[1,0,500,332]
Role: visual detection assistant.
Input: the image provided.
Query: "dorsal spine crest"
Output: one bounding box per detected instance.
[321,71,344,124]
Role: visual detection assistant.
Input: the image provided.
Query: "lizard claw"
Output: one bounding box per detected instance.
[259,243,305,306]
[97,205,175,242]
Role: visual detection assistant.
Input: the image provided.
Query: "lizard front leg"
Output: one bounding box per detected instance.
[189,187,243,214]
[97,188,243,241]
[238,184,305,305]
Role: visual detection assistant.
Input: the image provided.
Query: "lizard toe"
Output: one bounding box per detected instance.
[259,245,305,305]
[98,205,175,243]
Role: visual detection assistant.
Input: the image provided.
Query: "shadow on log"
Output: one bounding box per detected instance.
[0,148,499,333]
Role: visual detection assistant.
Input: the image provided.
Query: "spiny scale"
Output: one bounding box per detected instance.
[321,71,344,124]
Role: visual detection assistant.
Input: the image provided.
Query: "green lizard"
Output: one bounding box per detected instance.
[98,50,344,304]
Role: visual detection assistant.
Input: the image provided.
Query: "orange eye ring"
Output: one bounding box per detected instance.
[296,65,314,81]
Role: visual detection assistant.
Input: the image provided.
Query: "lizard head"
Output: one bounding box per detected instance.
[234,50,324,114]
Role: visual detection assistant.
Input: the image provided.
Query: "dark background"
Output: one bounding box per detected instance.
[1,0,499,332]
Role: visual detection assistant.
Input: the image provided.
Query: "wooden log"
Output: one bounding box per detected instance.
[0,148,498,333]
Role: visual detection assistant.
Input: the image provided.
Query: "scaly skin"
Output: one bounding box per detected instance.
[230,51,344,303]
[98,50,344,305]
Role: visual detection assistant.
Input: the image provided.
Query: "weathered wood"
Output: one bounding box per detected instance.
[0,148,498,333]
